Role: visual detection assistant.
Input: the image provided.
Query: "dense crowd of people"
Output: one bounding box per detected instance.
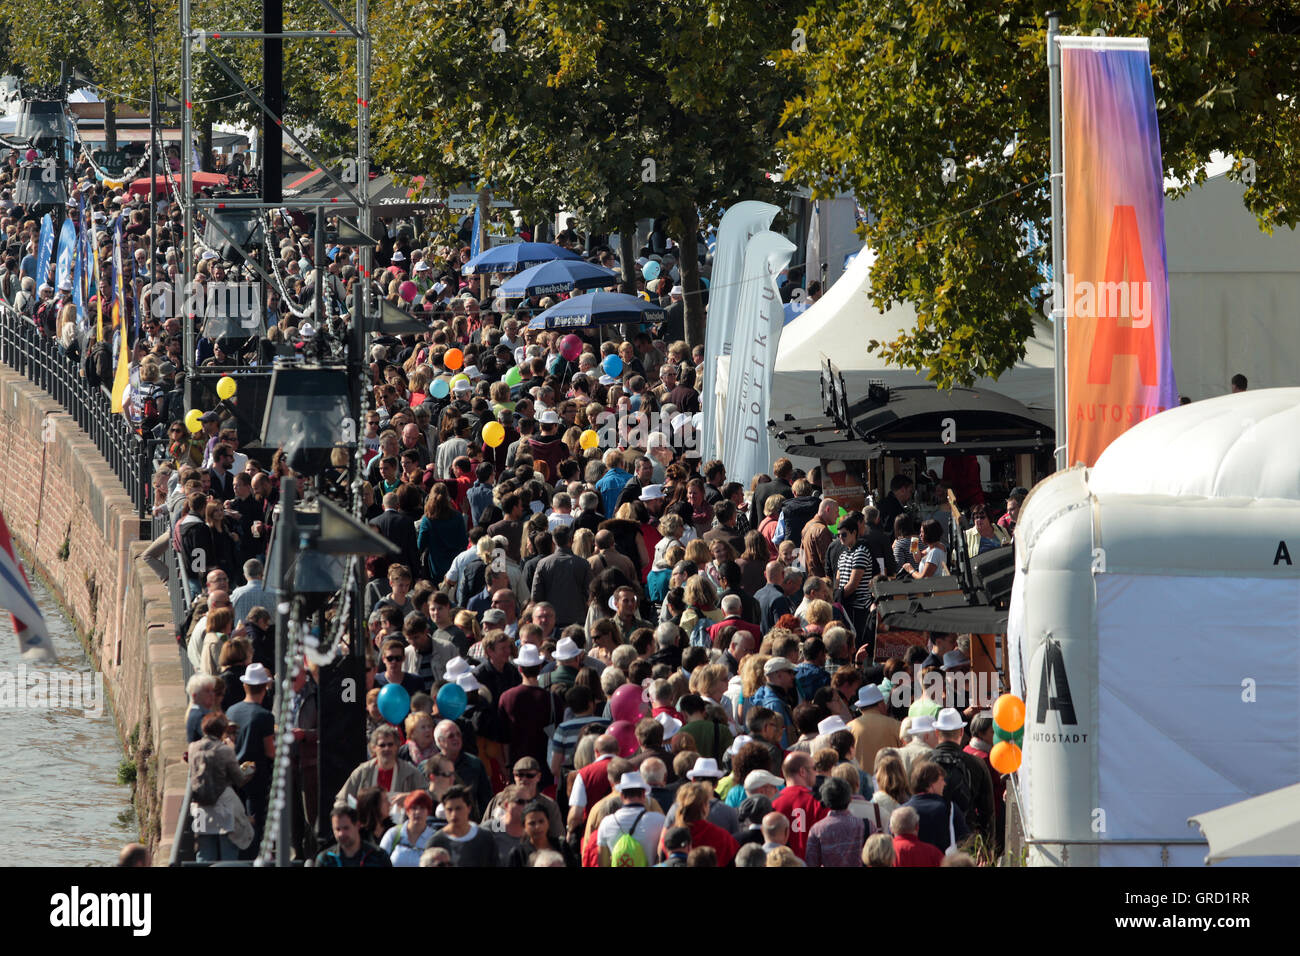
[2,149,1023,867]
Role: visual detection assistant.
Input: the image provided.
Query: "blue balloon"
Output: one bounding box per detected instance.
[602,354,623,377]
[430,378,450,399]
[642,261,661,281]
[436,682,468,720]
[376,683,411,725]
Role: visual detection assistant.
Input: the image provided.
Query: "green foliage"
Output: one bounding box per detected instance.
[782,1,1300,388]
[117,757,137,786]
[364,0,805,342]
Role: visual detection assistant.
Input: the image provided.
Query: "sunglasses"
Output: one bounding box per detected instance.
[384,655,403,663]
[515,771,540,779]
[432,770,454,778]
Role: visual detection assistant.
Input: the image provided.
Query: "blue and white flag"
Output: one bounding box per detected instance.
[470,202,482,260]
[74,198,90,326]
[55,219,76,294]
[36,214,54,287]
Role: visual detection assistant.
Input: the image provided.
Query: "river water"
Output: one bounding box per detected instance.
[0,574,137,866]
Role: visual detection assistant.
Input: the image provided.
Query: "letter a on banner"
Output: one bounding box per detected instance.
[1060,36,1178,466]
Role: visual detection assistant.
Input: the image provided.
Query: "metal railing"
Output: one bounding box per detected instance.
[1003,776,1208,866]
[0,304,156,527]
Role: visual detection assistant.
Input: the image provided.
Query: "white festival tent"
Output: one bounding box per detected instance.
[1008,387,1300,866]
[769,243,1058,421]
[765,154,1300,442]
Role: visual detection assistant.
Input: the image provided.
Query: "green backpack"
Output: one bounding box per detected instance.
[610,809,649,867]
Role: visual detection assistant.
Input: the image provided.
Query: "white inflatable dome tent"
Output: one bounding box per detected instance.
[1008,388,1300,866]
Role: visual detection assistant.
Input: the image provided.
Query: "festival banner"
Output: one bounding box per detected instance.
[35,214,54,287]
[720,229,795,485]
[1059,37,1179,465]
[702,201,780,463]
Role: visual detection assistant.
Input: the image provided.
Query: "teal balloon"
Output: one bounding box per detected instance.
[436,682,468,720]
[377,683,411,725]
[642,261,661,281]
[602,354,623,377]
[430,378,450,399]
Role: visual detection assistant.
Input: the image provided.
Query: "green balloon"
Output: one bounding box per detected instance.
[827,506,850,535]
[504,365,522,387]
[995,726,1025,747]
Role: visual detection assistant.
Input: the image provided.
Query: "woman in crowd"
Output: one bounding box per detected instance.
[871,750,911,827]
[380,790,438,866]
[418,482,468,582]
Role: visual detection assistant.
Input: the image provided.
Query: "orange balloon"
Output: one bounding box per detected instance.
[445,348,464,371]
[993,693,1026,733]
[989,741,1022,775]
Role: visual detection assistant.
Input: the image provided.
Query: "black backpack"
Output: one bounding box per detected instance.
[932,745,973,814]
[84,341,112,390]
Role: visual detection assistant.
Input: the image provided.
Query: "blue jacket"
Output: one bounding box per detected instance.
[751,685,794,749]
[596,467,633,517]
[795,662,830,703]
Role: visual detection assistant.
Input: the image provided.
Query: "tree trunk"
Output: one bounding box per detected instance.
[679,207,704,349]
[619,222,636,297]
[104,97,117,154]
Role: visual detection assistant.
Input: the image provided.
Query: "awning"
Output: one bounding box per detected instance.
[1187,784,1300,863]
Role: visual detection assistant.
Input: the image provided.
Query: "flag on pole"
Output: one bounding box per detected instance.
[36,214,54,287]
[1059,36,1178,465]
[74,197,89,327]
[110,218,130,412]
[55,219,76,294]
[0,510,56,663]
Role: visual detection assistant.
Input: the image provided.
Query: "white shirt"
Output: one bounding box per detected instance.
[596,803,665,864]
[547,512,575,532]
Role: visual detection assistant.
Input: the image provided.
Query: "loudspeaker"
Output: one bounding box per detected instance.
[970,546,1016,606]
[316,655,368,841]
[203,209,265,259]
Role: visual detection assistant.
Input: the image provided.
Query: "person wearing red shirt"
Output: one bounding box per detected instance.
[708,599,762,648]
[890,805,944,867]
[769,752,828,860]
[662,782,738,867]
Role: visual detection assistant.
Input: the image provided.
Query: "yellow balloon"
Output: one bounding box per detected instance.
[450,373,469,387]
[185,409,204,434]
[989,741,1022,775]
[579,429,599,450]
[216,375,237,400]
[482,421,505,448]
